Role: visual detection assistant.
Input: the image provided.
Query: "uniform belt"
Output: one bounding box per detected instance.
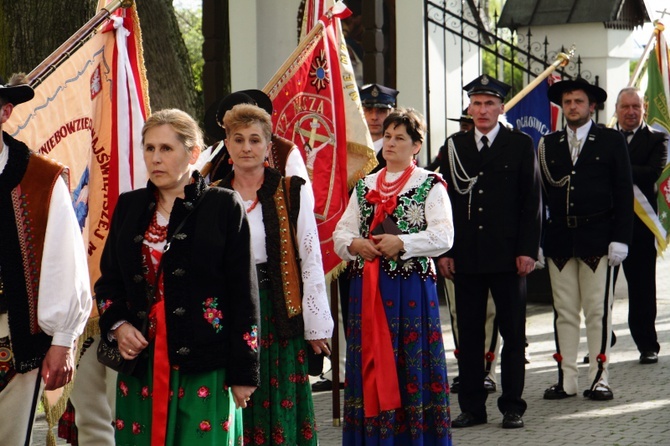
[564,209,612,228]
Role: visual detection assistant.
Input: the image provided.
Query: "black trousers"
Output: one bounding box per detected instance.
[617,217,660,353]
[454,271,527,418]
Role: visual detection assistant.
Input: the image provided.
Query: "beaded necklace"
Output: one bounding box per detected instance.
[231,178,261,213]
[376,163,416,198]
[145,211,168,243]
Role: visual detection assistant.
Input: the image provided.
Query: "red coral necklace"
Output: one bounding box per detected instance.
[377,163,416,197]
[145,211,168,243]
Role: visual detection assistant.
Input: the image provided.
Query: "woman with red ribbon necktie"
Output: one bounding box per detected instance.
[334,107,454,445]
[96,109,260,445]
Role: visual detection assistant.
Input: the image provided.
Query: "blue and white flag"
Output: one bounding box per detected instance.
[505,78,553,148]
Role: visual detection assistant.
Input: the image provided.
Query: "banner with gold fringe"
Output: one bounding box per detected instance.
[5,4,149,444]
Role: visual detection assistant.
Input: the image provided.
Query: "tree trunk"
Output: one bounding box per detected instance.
[0,0,198,117]
[0,0,97,75]
[135,0,200,117]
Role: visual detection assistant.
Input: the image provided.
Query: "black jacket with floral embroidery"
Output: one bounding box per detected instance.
[96,172,260,386]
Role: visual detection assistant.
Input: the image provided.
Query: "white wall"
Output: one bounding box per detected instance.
[518,24,637,123]
[230,0,302,91]
[398,0,480,162]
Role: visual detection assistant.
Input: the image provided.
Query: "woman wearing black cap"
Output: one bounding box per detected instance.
[219,103,333,445]
[200,89,309,186]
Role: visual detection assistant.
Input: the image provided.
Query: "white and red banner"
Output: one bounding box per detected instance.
[6,6,150,291]
[265,1,374,277]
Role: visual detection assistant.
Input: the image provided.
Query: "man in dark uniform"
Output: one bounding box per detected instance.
[359,83,398,173]
[540,78,633,402]
[429,108,500,394]
[614,86,666,364]
[439,74,542,429]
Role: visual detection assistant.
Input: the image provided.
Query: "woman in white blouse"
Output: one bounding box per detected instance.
[220,103,333,445]
[334,107,454,445]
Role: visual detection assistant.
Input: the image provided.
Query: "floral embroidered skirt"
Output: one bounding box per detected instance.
[243,286,318,445]
[114,345,243,446]
[343,271,452,445]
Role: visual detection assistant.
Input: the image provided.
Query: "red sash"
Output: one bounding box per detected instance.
[360,188,402,417]
[144,246,170,445]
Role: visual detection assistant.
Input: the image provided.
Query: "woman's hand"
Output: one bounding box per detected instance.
[371,234,404,261]
[347,238,382,261]
[114,322,149,360]
[308,338,331,356]
[231,385,257,409]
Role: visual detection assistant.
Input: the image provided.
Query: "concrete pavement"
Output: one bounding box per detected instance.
[313,256,670,445]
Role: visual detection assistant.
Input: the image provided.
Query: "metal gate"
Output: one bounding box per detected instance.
[422,0,596,158]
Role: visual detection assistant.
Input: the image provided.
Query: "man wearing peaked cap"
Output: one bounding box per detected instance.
[0,73,92,444]
[359,83,399,174]
[539,78,633,403]
[438,74,542,429]
[463,74,512,100]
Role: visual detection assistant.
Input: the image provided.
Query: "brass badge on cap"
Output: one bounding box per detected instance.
[371,86,379,97]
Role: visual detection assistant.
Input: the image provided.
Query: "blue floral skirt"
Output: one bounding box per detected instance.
[343,270,452,446]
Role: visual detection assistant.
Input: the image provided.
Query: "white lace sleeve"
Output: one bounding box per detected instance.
[333,187,362,261]
[296,183,334,340]
[397,179,454,258]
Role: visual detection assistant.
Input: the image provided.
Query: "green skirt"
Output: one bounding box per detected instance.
[243,286,318,445]
[114,346,243,446]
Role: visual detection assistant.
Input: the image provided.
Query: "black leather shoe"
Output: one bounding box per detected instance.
[452,412,487,428]
[311,379,343,392]
[450,376,460,394]
[502,412,524,429]
[543,384,576,400]
[640,351,659,364]
[484,377,497,393]
[585,383,613,401]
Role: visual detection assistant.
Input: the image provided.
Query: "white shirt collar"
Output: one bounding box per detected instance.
[474,123,501,149]
[567,120,592,145]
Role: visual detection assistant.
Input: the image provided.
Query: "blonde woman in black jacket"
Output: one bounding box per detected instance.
[97,109,260,445]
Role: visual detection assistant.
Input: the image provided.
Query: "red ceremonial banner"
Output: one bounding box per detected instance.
[265,7,354,276]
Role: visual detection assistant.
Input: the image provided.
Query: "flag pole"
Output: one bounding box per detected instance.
[607,21,663,128]
[262,14,327,96]
[27,0,132,86]
[504,46,575,112]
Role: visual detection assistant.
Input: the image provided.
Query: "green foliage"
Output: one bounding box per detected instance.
[481,0,526,96]
[174,4,203,94]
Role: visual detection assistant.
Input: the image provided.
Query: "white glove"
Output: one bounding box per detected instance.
[607,242,628,267]
[535,247,546,270]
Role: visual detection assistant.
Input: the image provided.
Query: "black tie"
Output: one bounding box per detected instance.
[622,130,633,143]
[480,135,489,153]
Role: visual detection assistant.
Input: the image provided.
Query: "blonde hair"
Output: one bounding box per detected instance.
[142,109,204,152]
[223,103,273,142]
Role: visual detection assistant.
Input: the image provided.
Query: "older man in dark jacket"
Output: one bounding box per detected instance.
[439,74,542,429]
[614,86,667,365]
